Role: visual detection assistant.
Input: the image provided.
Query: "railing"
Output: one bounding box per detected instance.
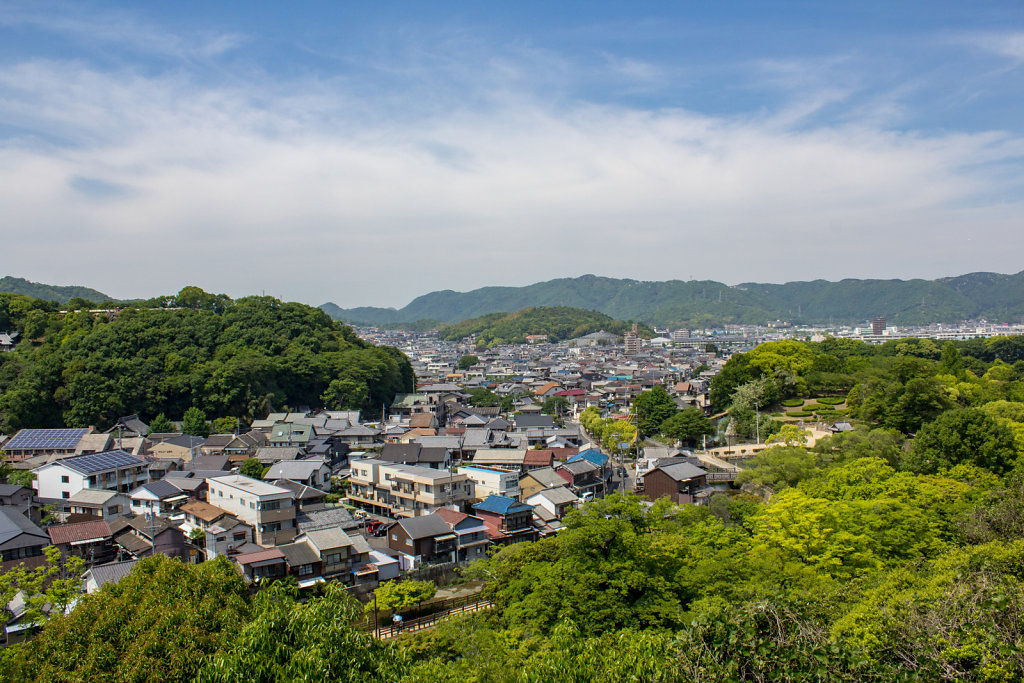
[707,471,738,482]
[371,597,493,639]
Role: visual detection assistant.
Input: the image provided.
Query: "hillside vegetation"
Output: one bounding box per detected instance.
[0,276,112,305]
[321,270,1024,327]
[0,288,414,431]
[438,306,651,346]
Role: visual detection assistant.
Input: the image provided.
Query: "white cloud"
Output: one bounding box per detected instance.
[0,31,1023,306]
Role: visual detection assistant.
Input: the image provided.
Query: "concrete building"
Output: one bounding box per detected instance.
[206,475,297,546]
[347,458,471,518]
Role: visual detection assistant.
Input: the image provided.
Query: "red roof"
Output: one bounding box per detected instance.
[48,520,112,545]
[524,450,554,466]
[554,389,586,397]
[233,548,285,565]
[435,507,469,526]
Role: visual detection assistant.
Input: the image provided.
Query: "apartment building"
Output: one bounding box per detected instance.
[206,475,297,546]
[347,458,471,518]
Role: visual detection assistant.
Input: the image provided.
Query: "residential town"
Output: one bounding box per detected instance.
[3,318,1022,644]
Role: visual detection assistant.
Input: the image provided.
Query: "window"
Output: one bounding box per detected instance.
[61,475,70,483]
[62,491,70,499]
[261,500,281,511]
[298,564,313,576]
[406,537,413,547]
[391,533,398,541]
[327,553,341,564]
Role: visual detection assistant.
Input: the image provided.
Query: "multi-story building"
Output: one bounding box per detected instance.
[206,475,297,546]
[33,450,150,510]
[347,458,471,518]
[458,465,520,500]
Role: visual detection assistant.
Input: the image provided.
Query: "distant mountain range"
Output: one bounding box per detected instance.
[0,276,112,305]
[320,271,1024,327]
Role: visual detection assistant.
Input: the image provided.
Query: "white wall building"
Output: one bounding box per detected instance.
[206,475,296,546]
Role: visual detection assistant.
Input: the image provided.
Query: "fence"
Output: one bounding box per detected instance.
[371,597,493,639]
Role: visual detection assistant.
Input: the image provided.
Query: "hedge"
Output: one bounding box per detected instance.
[780,399,804,407]
[815,396,846,405]
[787,410,813,417]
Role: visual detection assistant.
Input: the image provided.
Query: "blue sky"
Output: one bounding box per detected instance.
[1,1,1023,307]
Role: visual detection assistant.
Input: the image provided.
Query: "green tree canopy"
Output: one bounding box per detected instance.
[633,385,677,436]
[182,407,210,437]
[903,408,1019,475]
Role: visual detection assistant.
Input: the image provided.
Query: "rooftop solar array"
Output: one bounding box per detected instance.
[4,428,90,451]
[64,449,146,474]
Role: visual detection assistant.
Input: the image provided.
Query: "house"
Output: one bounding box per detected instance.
[109,515,191,561]
[556,460,605,499]
[66,489,130,521]
[147,435,206,462]
[387,514,457,564]
[434,507,491,562]
[0,507,49,572]
[515,414,556,430]
[82,559,138,594]
[270,479,327,513]
[203,516,253,559]
[279,539,323,587]
[264,457,330,488]
[267,423,316,449]
[33,450,150,510]
[472,495,538,544]
[379,443,453,470]
[2,427,92,462]
[295,527,373,585]
[0,331,18,352]
[233,547,288,583]
[128,480,188,518]
[526,486,579,520]
[347,458,471,518]
[46,520,115,565]
[518,467,569,501]
[641,462,710,505]
[0,484,40,524]
[470,448,528,472]
[206,475,297,546]
[105,415,149,439]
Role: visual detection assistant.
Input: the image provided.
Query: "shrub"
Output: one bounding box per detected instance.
[816,396,846,405]
[780,399,804,407]
[786,411,813,417]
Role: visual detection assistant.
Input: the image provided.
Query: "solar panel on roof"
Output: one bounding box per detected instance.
[65,449,145,474]
[5,428,90,451]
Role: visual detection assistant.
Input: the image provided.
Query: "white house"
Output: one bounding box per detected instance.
[33,450,149,510]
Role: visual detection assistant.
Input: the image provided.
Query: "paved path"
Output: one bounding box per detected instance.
[375,599,493,640]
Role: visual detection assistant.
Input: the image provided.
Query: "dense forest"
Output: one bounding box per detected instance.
[0,288,414,431]
[438,306,651,346]
[4,335,1024,680]
[322,270,1024,327]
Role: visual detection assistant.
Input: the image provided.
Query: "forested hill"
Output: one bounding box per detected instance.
[0,289,414,432]
[321,270,1024,327]
[0,276,112,305]
[438,307,653,346]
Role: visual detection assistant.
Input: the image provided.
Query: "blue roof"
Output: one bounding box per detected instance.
[569,448,608,467]
[5,428,90,451]
[59,450,146,475]
[473,495,532,515]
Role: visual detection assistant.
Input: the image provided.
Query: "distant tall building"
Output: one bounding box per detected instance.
[624,324,640,354]
[671,329,691,341]
[872,317,886,336]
